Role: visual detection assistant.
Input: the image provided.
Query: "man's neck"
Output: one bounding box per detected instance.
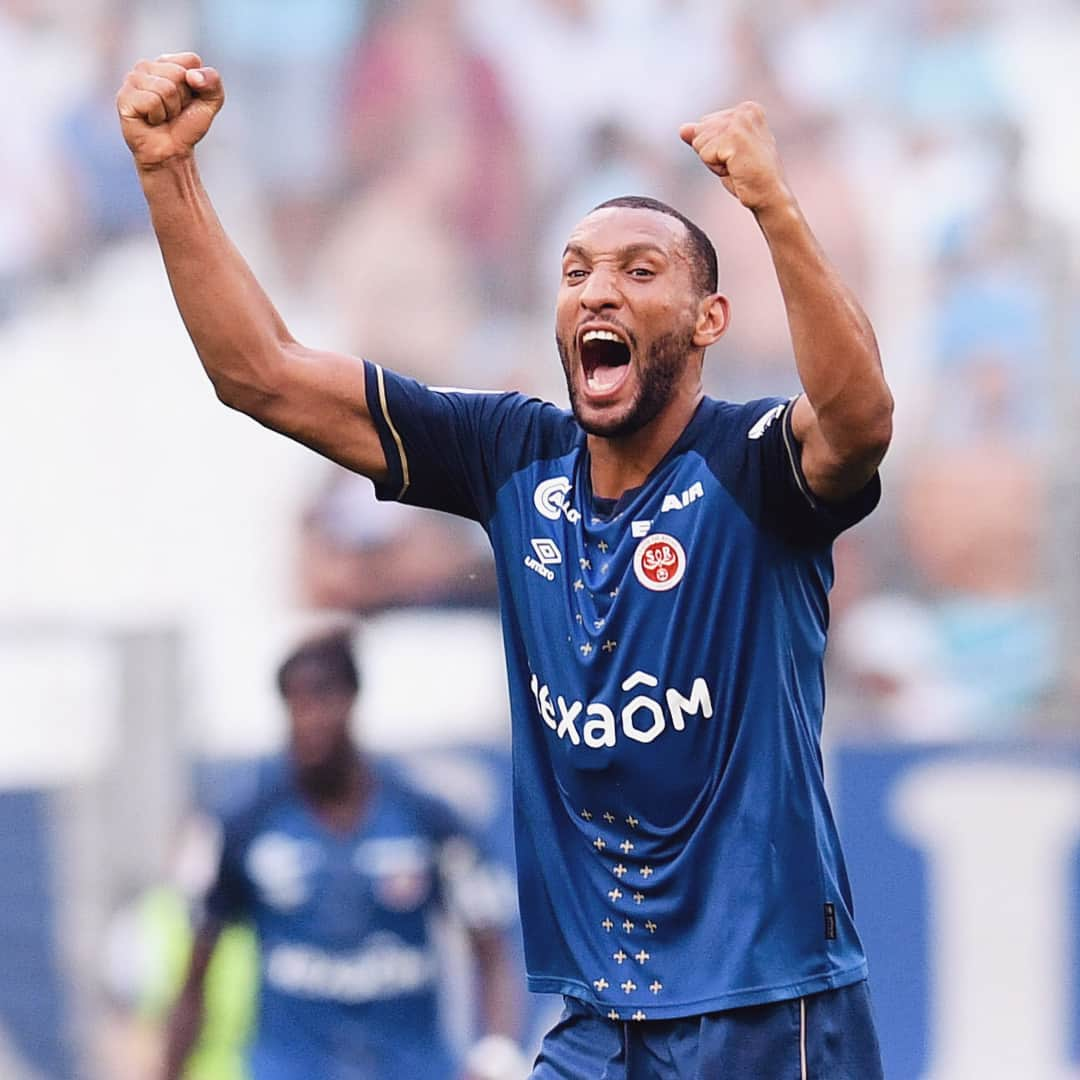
[587,387,703,500]
[298,751,372,833]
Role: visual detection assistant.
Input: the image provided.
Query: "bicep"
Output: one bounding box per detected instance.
[247,343,390,481]
[790,392,882,503]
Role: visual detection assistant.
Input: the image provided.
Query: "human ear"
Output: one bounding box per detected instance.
[693,293,729,348]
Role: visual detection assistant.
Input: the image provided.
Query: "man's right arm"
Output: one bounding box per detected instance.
[117,53,389,480]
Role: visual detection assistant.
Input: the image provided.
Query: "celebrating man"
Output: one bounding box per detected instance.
[120,53,892,1077]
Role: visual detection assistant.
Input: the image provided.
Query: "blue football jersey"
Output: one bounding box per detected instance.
[364,362,880,1020]
[206,758,494,1079]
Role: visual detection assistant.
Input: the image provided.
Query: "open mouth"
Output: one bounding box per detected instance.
[580,328,632,394]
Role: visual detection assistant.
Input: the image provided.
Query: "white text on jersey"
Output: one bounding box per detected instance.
[530,670,714,747]
[266,935,436,1002]
[631,481,705,538]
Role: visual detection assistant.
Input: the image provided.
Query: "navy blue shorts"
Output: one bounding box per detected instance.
[530,980,883,1079]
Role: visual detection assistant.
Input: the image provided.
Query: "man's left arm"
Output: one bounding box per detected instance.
[465,925,519,1039]
[436,833,521,1040]
[682,103,893,501]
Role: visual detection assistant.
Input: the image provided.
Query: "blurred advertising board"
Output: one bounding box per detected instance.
[834,743,1080,1080]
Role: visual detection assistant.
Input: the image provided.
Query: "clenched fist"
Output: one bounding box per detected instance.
[679,103,791,214]
[116,52,224,170]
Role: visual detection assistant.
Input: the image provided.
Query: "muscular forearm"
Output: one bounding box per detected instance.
[756,196,892,460]
[139,156,293,412]
[681,103,892,476]
[118,55,387,477]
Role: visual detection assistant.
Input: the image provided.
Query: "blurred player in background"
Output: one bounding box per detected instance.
[163,629,520,1080]
[119,53,892,1078]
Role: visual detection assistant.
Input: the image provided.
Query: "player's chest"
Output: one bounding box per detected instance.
[504,455,747,630]
[243,823,437,924]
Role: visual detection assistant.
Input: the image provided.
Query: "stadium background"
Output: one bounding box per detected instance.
[1,0,1078,1076]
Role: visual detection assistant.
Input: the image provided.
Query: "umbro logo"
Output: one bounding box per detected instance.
[524,538,562,582]
[531,538,562,566]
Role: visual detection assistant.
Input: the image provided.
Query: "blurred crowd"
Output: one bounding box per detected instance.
[3,0,1080,1075]
[6,0,1079,752]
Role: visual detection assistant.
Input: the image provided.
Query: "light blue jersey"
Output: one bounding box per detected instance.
[206,758,490,1079]
[365,363,880,1023]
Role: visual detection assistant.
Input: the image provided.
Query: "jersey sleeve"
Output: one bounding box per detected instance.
[436,832,517,932]
[406,785,517,932]
[730,396,881,547]
[363,361,574,523]
[202,815,253,926]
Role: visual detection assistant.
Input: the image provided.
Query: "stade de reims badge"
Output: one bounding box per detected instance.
[375,869,432,912]
[633,533,686,592]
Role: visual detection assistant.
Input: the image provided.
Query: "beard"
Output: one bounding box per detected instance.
[558,324,696,439]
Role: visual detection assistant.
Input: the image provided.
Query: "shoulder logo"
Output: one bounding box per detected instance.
[633,533,686,592]
[748,403,785,440]
[534,476,581,523]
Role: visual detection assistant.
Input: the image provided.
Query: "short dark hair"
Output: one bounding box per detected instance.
[276,629,360,697]
[590,195,718,296]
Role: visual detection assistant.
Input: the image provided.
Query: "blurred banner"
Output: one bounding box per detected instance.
[835,743,1080,1080]
[0,790,75,1078]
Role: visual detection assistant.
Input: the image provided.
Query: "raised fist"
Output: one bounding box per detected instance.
[679,103,791,214]
[116,52,224,170]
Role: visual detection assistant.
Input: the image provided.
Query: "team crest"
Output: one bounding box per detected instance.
[373,869,433,912]
[633,533,686,592]
[355,839,434,912]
